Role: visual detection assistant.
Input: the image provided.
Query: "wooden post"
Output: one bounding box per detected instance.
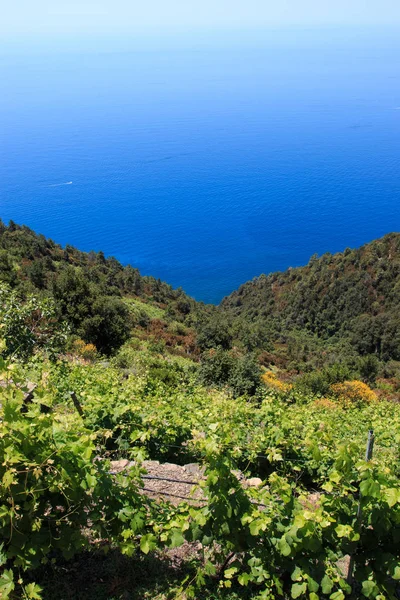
[70,391,84,417]
[347,429,374,585]
[365,429,374,460]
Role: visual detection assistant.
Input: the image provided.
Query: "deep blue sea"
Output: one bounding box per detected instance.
[1,28,400,303]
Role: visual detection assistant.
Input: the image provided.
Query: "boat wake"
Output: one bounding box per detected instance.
[48,181,73,187]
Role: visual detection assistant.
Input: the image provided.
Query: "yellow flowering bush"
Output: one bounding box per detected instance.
[261,371,292,393]
[330,380,377,405]
[71,338,98,361]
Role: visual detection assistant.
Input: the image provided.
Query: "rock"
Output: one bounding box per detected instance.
[183,463,204,477]
[109,459,133,473]
[244,477,263,488]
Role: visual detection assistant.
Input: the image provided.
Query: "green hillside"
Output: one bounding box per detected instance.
[1,220,400,600]
[222,233,400,360]
[0,219,209,354]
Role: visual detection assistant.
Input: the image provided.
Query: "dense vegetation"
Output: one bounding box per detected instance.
[0,220,201,355]
[0,220,399,599]
[222,233,400,361]
[3,221,400,398]
[1,345,400,600]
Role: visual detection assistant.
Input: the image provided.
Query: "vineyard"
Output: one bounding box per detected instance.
[1,352,400,600]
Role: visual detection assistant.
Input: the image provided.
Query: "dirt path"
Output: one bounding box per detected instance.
[110,459,263,505]
[110,459,205,505]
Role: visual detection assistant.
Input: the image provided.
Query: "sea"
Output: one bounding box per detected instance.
[1,27,400,304]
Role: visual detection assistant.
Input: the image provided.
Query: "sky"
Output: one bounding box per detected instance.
[3,0,400,38]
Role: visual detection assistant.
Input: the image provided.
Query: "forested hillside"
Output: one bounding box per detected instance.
[2,221,400,397]
[222,233,400,360]
[0,219,205,354]
[1,220,400,600]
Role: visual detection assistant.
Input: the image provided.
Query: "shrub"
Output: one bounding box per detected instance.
[294,370,331,396]
[196,316,233,350]
[198,348,234,388]
[229,353,262,397]
[261,371,292,393]
[199,349,262,397]
[80,296,132,355]
[330,380,377,405]
[0,284,68,360]
[0,361,148,595]
[358,354,380,383]
[71,338,98,361]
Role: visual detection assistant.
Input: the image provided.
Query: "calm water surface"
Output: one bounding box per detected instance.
[1,29,400,303]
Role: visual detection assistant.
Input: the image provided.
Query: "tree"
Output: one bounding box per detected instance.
[0,284,68,359]
[198,348,262,398]
[229,353,262,397]
[80,297,132,355]
[198,348,235,388]
[52,267,132,355]
[27,259,46,289]
[52,266,94,328]
[0,251,15,286]
[358,355,380,384]
[196,315,233,350]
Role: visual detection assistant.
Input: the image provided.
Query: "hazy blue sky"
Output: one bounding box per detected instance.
[3,0,400,37]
